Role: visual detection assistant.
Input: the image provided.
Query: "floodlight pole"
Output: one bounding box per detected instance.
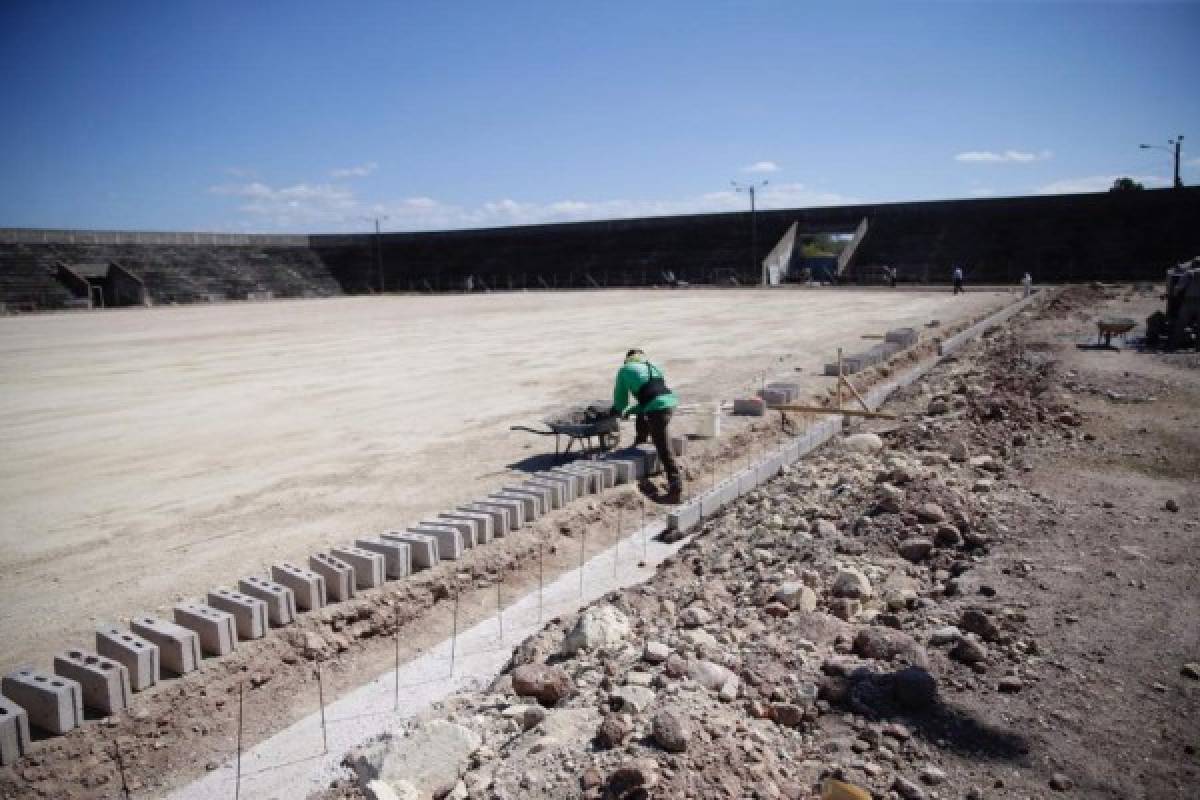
[1139,135,1185,188]
[733,180,768,285]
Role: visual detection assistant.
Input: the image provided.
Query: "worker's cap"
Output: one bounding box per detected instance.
[624,348,645,362]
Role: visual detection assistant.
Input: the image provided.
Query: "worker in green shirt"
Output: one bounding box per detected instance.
[611,348,682,502]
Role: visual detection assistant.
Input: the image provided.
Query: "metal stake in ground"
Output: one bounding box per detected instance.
[538,540,544,622]
[110,733,131,799]
[235,681,244,800]
[450,588,460,677]
[496,572,504,642]
[579,526,586,598]
[316,663,328,754]
[641,495,648,562]
[393,604,400,712]
[614,507,621,577]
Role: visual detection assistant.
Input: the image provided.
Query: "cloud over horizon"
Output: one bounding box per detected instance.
[742,160,780,173]
[956,150,1052,163]
[329,162,378,178]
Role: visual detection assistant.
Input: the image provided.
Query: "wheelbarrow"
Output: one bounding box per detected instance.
[511,405,621,460]
[1092,316,1137,349]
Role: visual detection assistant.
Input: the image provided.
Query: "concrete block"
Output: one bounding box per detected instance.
[427,517,475,547]
[546,468,587,495]
[52,650,131,715]
[768,381,802,397]
[353,538,412,580]
[584,461,620,487]
[0,694,31,766]
[666,500,702,533]
[636,445,660,476]
[331,546,386,589]
[410,525,464,560]
[2,669,82,736]
[382,531,439,569]
[309,553,356,602]
[885,327,918,347]
[532,472,575,503]
[439,512,492,544]
[503,487,548,515]
[207,588,269,640]
[95,625,159,692]
[599,456,642,483]
[173,603,237,657]
[130,616,201,676]
[237,576,298,626]
[733,397,766,416]
[669,435,688,458]
[758,388,790,408]
[491,491,538,521]
[460,504,509,537]
[472,499,524,529]
[271,563,327,611]
[736,467,760,495]
[553,466,600,494]
[523,479,565,509]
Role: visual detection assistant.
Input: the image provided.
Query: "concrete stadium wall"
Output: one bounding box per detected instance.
[3,188,1197,308]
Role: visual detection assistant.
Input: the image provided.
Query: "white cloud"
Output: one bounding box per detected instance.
[210,177,854,232]
[742,160,780,174]
[1035,174,1168,194]
[955,149,1052,164]
[329,161,378,178]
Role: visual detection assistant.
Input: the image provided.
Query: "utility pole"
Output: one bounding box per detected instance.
[358,215,389,292]
[1139,135,1185,188]
[732,180,768,285]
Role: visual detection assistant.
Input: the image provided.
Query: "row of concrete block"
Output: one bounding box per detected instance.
[0,445,674,758]
[823,327,918,376]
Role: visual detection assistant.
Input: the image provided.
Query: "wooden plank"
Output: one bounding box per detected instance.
[774,404,898,420]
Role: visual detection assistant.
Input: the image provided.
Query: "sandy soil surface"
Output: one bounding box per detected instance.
[0,288,1009,674]
[293,285,1195,800]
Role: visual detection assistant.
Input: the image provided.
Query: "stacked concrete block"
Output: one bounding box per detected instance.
[547,469,587,496]
[353,539,412,580]
[2,669,82,736]
[733,397,766,416]
[0,694,31,766]
[757,387,790,408]
[130,616,201,675]
[271,563,327,611]
[52,650,131,714]
[586,461,621,487]
[600,454,645,482]
[637,445,660,476]
[381,531,439,569]
[173,603,237,656]
[491,491,539,521]
[460,504,510,537]
[409,525,464,560]
[331,546,386,589]
[238,576,298,626]
[96,625,159,691]
[505,486,550,515]
[207,588,269,640]
[768,381,802,399]
[553,466,600,495]
[437,513,490,545]
[472,499,523,530]
[309,552,356,602]
[523,479,565,509]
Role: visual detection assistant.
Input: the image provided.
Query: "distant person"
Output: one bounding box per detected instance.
[610,349,682,502]
[1022,272,1033,297]
[885,265,897,288]
[464,274,475,292]
[952,265,964,295]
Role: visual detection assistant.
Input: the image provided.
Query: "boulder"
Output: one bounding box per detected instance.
[347,721,481,799]
[562,605,630,654]
[651,709,691,752]
[511,664,575,707]
[687,659,735,691]
[898,537,934,562]
[843,433,884,454]
[852,628,928,666]
[831,568,873,599]
[774,582,818,612]
[915,503,946,523]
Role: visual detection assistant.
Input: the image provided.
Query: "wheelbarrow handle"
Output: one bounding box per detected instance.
[510,425,557,436]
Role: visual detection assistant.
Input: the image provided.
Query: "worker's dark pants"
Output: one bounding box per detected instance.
[635,410,682,489]
[953,279,963,295]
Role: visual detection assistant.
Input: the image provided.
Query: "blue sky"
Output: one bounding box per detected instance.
[1,0,1197,233]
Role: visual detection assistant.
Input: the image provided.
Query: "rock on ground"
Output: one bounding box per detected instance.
[347,721,481,799]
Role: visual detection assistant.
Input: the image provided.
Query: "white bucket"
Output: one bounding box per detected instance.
[697,402,721,439]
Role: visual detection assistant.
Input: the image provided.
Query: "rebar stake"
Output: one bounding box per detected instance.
[316,663,328,754]
[235,681,244,800]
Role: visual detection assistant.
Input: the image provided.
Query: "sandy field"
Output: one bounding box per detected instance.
[0,287,1009,672]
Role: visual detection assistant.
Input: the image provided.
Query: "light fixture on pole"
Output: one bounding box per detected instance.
[1139,135,1185,188]
[357,215,390,293]
[732,180,768,285]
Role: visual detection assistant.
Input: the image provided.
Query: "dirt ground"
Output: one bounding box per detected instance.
[296,284,1196,800]
[0,287,1010,675]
